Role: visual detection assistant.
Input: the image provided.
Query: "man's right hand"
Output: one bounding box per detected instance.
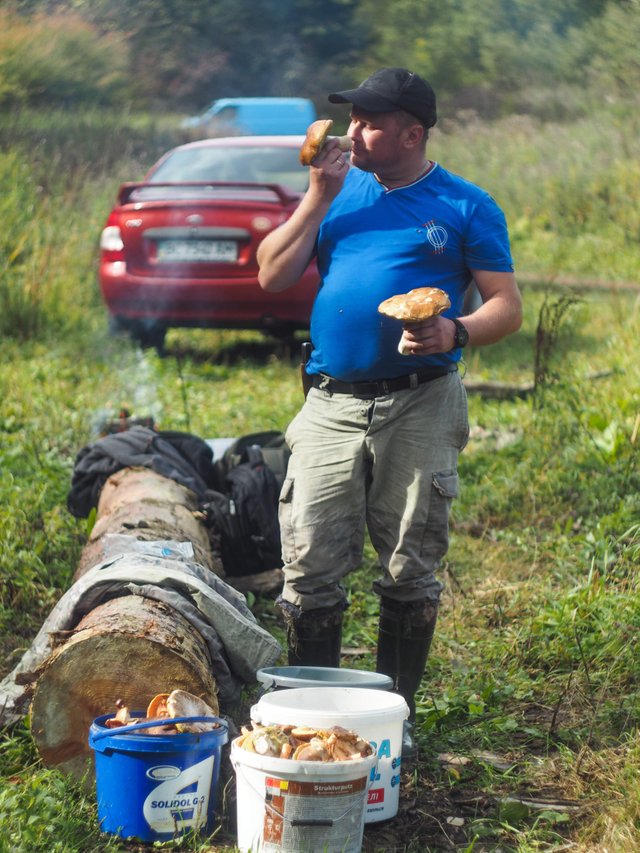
[257,139,349,293]
[308,137,350,202]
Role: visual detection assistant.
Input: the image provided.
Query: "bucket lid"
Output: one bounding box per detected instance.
[257,666,393,691]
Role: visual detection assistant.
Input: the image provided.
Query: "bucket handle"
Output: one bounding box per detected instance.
[257,677,275,697]
[234,761,370,827]
[91,716,226,742]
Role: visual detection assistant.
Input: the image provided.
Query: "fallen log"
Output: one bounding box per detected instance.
[225,568,284,596]
[21,464,280,780]
[463,369,616,401]
[463,379,534,400]
[75,467,222,579]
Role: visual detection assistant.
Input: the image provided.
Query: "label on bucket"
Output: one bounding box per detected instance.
[142,755,214,834]
[364,737,402,819]
[261,775,367,853]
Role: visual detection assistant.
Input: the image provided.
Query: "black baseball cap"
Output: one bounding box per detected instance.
[328,67,437,128]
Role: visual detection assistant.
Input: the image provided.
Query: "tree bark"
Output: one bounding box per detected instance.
[74,467,223,579]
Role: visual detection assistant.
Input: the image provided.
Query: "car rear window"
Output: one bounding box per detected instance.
[150,146,309,193]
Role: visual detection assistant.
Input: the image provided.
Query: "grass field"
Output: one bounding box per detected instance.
[0,107,639,851]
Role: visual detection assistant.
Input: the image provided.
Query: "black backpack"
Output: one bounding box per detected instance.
[204,443,285,577]
[214,430,291,490]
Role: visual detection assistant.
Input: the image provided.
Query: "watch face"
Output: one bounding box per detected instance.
[454,320,469,347]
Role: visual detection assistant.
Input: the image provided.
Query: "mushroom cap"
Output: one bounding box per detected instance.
[290,725,318,741]
[166,689,218,732]
[235,723,373,761]
[378,287,451,323]
[104,700,133,728]
[146,693,171,719]
[299,119,334,165]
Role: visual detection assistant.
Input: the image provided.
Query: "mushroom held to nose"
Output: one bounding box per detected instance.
[299,119,352,166]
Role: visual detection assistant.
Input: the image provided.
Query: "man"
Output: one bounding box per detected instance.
[257,67,522,758]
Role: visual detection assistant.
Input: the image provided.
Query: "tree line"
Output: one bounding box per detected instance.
[1,0,639,119]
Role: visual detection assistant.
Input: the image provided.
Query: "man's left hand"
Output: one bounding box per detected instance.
[399,316,457,355]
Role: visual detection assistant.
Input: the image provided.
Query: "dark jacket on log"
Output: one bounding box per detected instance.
[67,427,220,518]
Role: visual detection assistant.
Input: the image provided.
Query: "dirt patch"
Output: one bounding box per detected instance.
[361,770,469,851]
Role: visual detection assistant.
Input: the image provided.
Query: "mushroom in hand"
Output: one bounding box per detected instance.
[299,119,352,166]
[378,287,451,355]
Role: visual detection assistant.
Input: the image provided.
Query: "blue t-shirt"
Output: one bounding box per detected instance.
[306,163,514,381]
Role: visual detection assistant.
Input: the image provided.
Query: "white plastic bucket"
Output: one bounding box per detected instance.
[251,687,408,823]
[231,738,376,853]
[257,665,393,692]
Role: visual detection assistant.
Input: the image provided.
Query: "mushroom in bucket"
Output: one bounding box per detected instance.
[236,722,373,762]
[104,689,219,734]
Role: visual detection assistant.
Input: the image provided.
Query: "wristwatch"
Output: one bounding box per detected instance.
[451,318,469,349]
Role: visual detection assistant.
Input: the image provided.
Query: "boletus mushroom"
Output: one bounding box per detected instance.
[299,119,352,166]
[146,693,171,720]
[236,723,374,762]
[378,287,451,354]
[145,689,219,733]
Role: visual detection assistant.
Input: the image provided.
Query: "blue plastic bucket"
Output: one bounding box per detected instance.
[88,713,228,842]
[256,665,393,692]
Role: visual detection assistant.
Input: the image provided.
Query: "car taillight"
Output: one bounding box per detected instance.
[100,225,124,261]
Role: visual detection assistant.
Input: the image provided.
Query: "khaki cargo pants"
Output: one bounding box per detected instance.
[278,371,469,610]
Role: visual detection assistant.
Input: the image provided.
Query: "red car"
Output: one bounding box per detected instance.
[99,135,318,350]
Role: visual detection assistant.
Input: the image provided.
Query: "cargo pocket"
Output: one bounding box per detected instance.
[421,469,459,569]
[278,477,296,563]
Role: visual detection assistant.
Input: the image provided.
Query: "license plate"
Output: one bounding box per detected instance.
[156,239,237,262]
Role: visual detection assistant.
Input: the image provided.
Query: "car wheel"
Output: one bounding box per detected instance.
[131,322,167,354]
[263,328,297,354]
[108,315,131,336]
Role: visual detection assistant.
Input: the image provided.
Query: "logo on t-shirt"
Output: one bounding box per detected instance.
[423,220,448,254]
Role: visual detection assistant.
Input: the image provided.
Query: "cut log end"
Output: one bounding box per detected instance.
[30,595,218,779]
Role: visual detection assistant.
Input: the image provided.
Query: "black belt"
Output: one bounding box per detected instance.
[310,365,456,399]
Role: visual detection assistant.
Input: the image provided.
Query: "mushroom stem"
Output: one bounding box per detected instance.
[333,136,352,152]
